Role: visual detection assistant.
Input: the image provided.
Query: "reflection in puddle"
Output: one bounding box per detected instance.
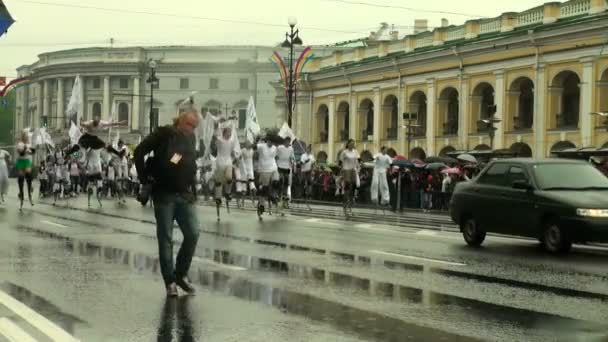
[17,224,608,342]
[157,297,196,342]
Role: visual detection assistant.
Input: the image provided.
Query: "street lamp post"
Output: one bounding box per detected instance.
[146,60,159,134]
[398,112,419,212]
[478,105,501,150]
[281,17,303,127]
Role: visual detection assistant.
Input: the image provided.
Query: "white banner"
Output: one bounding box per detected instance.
[65,75,82,124]
[245,96,260,144]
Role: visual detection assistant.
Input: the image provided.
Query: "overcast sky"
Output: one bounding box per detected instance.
[1,0,553,80]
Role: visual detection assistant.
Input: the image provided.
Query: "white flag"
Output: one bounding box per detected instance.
[278,122,295,141]
[65,75,82,124]
[69,121,82,146]
[245,96,260,144]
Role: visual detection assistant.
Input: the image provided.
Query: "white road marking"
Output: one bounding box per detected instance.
[0,290,80,342]
[368,250,466,266]
[304,218,321,223]
[416,230,438,236]
[355,224,372,229]
[0,317,38,342]
[41,220,69,228]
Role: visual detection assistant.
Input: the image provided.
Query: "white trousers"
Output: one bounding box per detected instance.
[370,170,390,205]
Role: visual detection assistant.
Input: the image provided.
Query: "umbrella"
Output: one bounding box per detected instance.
[426,156,458,164]
[411,158,424,165]
[457,153,477,163]
[425,162,447,170]
[392,159,414,168]
[0,1,14,38]
[441,167,462,175]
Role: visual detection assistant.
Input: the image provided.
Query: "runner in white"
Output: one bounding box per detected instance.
[299,144,315,209]
[254,136,279,220]
[276,137,295,210]
[339,139,360,218]
[15,131,36,210]
[0,149,10,203]
[370,146,392,207]
[235,142,256,208]
[213,123,240,221]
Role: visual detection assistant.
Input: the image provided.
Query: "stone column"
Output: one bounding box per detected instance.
[131,76,140,131]
[56,78,65,129]
[328,96,336,162]
[35,82,43,129]
[349,94,357,143]
[580,58,594,147]
[534,64,547,158]
[102,76,111,120]
[373,88,381,151]
[459,76,470,150]
[42,79,51,127]
[399,85,407,155]
[78,76,86,122]
[494,70,505,149]
[426,79,436,156]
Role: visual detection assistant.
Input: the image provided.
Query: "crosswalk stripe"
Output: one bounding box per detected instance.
[0,290,80,342]
[0,317,38,342]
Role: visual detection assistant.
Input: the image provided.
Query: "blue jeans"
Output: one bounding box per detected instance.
[153,192,200,286]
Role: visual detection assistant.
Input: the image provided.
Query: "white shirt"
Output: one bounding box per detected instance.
[276,145,294,170]
[69,162,80,176]
[215,136,238,168]
[340,149,359,171]
[257,143,277,173]
[107,166,115,181]
[442,176,452,192]
[86,148,102,175]
[300,153,315,172]
[373,154,392,172]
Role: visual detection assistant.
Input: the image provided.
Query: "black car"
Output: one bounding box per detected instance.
[450,158,608,253]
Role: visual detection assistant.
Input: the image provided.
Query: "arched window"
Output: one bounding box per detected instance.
[118,102,129,124]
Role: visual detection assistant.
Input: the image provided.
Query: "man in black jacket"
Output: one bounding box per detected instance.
[134,110,200,296]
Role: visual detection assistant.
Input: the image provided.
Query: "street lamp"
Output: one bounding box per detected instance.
[402,112,420,158]
[281,16,303,127]
[478,105,501,149]
[146,60,159,134]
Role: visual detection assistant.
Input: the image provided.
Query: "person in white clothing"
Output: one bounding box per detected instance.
[236,142,256,207]
[213,125,240,205]
[339,139,359,215]
[0,149,10,203]
[255,136,279,218]
[299,145,315,202]
[370,146,392,206]
[276,137,295,206]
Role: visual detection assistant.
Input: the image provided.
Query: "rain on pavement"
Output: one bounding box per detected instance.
[0,193,607,341]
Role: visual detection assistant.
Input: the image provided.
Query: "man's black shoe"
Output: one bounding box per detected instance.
[176,277,196,294]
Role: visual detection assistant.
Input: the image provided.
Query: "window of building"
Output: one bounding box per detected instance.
[180,78,189,90]
[118,102,129,124]
[239,78,249,90]
[238,109,246,129]
[119,78,129,89]
[92,102,102,117]
[93,78,101,89]
[210,78,219,90]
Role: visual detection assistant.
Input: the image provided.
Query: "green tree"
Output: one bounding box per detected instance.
[0,92,15,146]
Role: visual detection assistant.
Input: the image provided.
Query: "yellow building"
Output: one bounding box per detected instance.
[295,0,608,162]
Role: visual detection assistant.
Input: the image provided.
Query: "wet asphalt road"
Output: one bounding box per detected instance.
[0,192,607,341]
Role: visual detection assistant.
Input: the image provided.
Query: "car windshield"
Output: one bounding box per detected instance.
[534,163,608,190]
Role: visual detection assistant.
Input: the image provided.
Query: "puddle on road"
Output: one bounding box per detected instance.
[14,224,608,342]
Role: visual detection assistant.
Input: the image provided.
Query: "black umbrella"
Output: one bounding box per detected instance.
[425,156,458,164]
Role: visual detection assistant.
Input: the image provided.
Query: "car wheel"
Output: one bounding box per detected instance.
[461,217,486,247]
[542,222,572,254]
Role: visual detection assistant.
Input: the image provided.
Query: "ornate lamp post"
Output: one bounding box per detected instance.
[146,60,159,134]
[281,17,303,127]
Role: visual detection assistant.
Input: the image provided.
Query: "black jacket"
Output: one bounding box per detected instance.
[134,126,197,195]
